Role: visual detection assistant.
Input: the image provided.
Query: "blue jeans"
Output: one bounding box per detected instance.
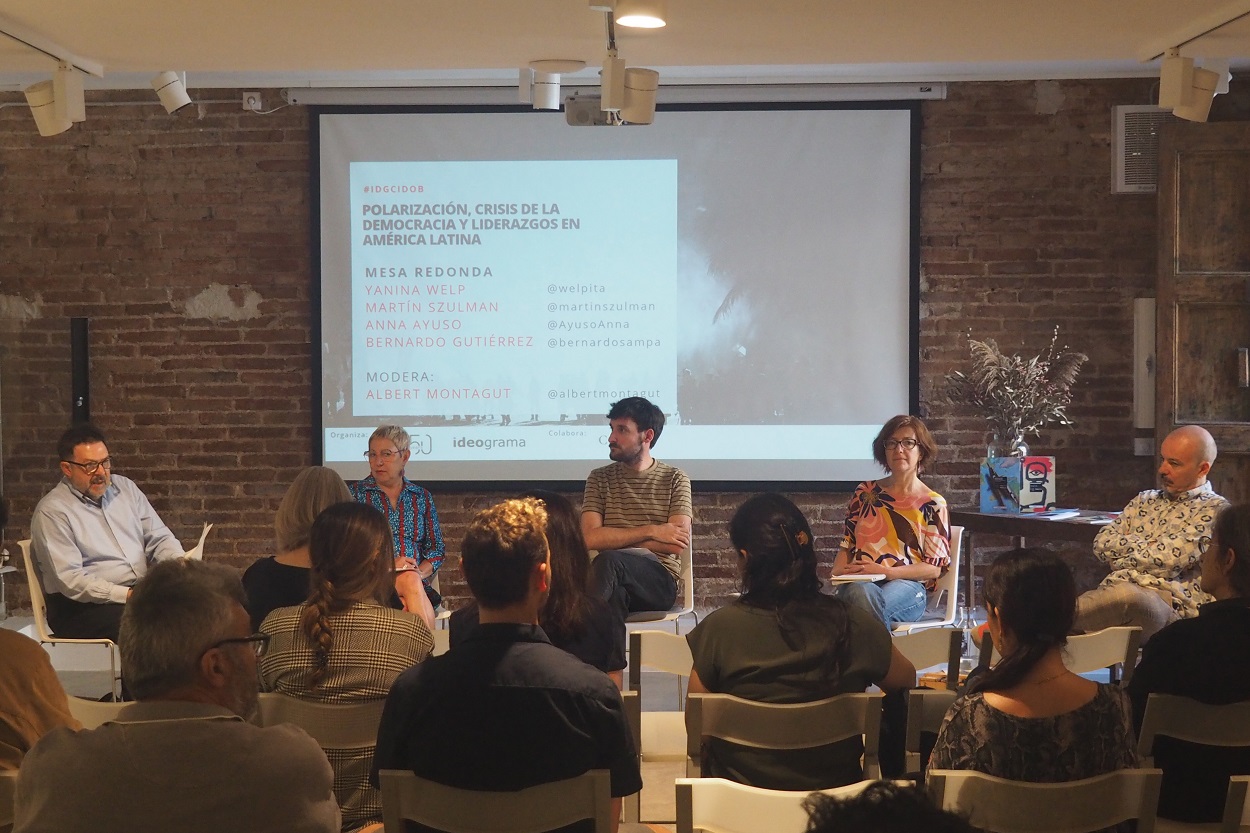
[831,579,928,628]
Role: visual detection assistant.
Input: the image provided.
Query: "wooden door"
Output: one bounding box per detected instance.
[1158,122,1250,505]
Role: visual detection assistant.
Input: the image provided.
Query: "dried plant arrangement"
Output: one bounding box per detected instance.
[944,327,1088,456]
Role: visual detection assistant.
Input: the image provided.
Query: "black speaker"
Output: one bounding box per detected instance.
[70,317,90,424]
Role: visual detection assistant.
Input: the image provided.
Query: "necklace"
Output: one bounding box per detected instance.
[1032,669,1068,685]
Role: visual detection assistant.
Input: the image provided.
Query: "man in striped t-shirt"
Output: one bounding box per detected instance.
[582,397,693,618]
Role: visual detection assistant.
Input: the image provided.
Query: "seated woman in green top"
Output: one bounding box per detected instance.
[686,492,916,790]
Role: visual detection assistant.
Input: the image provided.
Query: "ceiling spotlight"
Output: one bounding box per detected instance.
[614,0,666,28]
[1158,48,1226,123]
[522,60,586,111]
[620,67,660,124]
[151,71,193,113]
[24,80,73,137]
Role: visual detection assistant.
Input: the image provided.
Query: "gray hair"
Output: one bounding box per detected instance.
[119,560,248,700]
[369,424,410,453]
[274,466,352,552]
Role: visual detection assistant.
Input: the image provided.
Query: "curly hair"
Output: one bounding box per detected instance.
[300,501,395,688]
[461,498,549,609]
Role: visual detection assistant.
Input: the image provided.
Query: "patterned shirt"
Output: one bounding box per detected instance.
[582,460,692,584]
[838,481,951,570]
[349,475,445,581]
[1093,482,1228,618]
[260,602,433,831]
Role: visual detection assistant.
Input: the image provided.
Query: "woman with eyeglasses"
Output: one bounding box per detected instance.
[930,548,1136,781]
[829,414,951,627]
[260,501,434,832]
[1126,504,1250,823]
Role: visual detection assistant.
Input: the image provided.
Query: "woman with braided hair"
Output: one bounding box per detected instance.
[260,501,434,832]
[930,548,1136,781]
[685,492,915,790]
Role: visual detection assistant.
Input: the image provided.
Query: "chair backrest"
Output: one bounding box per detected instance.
[1137,694,1250,763]
[927,767,1162,833]
[904,688,958,774]
[674,777,886,833]
[978,627,1143,683]
[686,692,883,779]
[1223,775,1250,833]
[379,768,612,833]
[0,769,18,829]
[18,539,55,642]
[431,626,450,656]
[627,629,693,690]
[893,628,962,690]
[66,695,128,729]
[257,692,385,748]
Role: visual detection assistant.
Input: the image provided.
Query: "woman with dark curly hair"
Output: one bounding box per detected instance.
[930,548,1136,781]
[830,414,951,628]
[686,492,915,790]
[260,501,434,832]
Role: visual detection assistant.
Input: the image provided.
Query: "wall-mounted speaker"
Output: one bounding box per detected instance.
[1113,105,1169,194]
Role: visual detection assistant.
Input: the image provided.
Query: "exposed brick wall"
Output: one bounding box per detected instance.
[2,80,1244,615]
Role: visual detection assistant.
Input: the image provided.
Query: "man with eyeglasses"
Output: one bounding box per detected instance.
[29,423,185,642]
[349,424,445,610]
[12,558,340,833]
[1075,425,1228,643]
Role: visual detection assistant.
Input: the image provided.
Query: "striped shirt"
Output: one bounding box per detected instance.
[349,476,445,581]
[583,460,692,583]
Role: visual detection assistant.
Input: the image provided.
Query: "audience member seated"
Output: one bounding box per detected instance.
[581,396,693,620]
[451,490,626,686]
[829,415,951,628]
[803,781,974,833]
[260,501,434,832]
[30,423,185,642]
[1,493,79,771]
[930,548,1136,780]
[243,466,353,631]
[13,559,339,833]
[686,493,916,790]
[1075,425,1227,642]
[372,498,641,831]
[349,425,446,611]
[1127,503,1250,822]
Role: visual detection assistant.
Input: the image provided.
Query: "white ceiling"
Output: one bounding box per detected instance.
[1,0,1249,92]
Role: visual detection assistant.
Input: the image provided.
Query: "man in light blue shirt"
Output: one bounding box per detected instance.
[30,423,184,641]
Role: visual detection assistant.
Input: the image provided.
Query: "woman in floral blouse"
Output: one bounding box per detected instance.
[830,414,950,627]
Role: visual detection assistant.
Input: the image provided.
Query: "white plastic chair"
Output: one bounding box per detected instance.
[893,526,963,634]
[431,626,450,656]
[981,626,1143,683]
[623,630,693,823]
[892,627,963,689]
[66,694,128,729]
[18,539,121,701]
[927,767,1163,833]
[626,545,696,630]
[379,768,612,833]
[674,777,892,833]
[257,691,386,747]
[431,571,451,628]
[1218,775,1250,833]
[685,691,884,780]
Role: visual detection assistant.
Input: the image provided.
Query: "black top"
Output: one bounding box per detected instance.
[448,598,626,674]
[1127,597,1250,822]
[241,557,402,632]
[372,623,641,802]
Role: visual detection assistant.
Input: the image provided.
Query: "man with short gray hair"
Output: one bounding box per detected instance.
[13,559,340,833]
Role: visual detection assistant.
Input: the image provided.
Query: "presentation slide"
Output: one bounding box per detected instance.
[316,104,919,487]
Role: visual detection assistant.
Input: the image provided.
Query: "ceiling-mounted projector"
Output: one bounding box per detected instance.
[565,95,614,126]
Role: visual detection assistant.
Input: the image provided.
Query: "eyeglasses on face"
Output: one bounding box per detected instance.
[883,439,919,451]
[364,449,405,461]
[208,633,271,657]
[64,457,113,475]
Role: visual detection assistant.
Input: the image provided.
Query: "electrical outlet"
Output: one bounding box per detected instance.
[242,92,263,112]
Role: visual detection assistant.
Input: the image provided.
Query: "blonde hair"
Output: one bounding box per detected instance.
[274,467,352,553]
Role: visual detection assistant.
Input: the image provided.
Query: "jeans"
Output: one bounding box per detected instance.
[831,578,928,628]
[591,548,677,620]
